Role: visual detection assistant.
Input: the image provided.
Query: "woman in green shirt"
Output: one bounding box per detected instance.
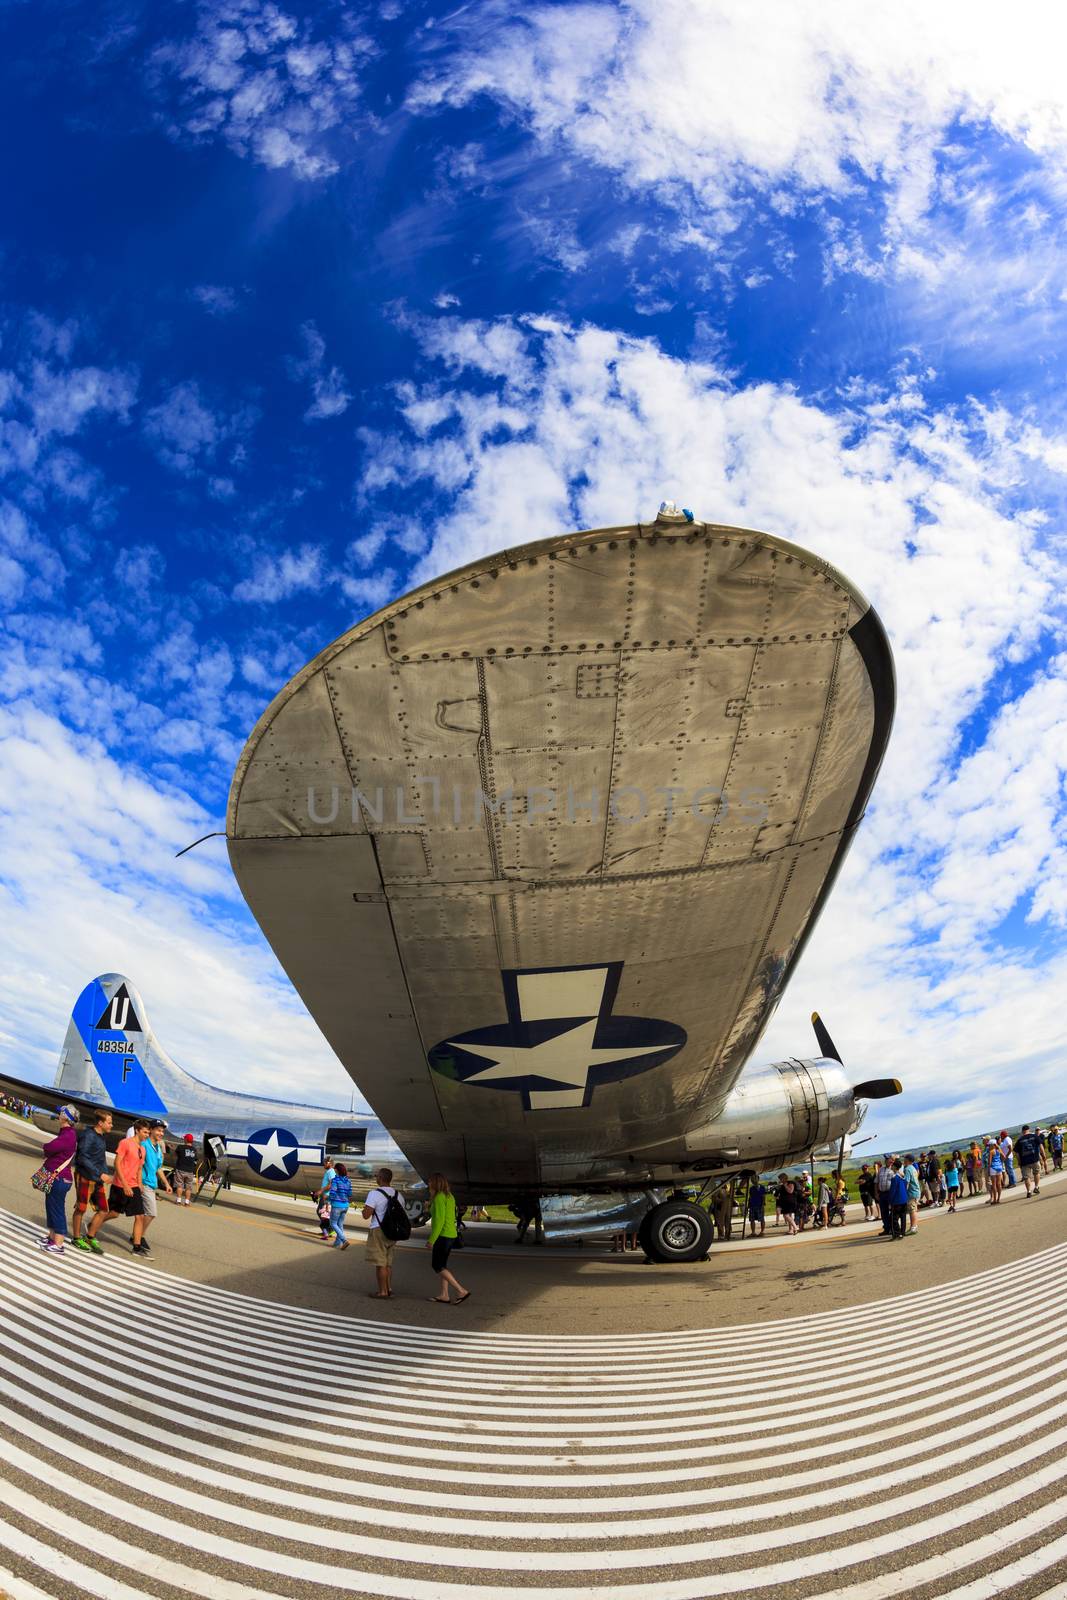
[426,1173,470,1305]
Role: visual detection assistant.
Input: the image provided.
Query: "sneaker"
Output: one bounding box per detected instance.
[138,1240,152,1255]
[71,1236,91,1252]
[131,1242,144,1255]
[86,1236,104,1255]
[43,1240,65,1255]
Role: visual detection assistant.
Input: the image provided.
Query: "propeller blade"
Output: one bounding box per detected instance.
[811,1011,842,1063]
[852,1078,902,1099]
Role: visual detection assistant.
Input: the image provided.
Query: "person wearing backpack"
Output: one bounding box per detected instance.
[362,1167,403,1298]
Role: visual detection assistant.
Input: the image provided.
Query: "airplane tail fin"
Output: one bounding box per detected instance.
[55,974,172,1118]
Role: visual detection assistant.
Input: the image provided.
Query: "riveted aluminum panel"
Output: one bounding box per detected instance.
[228,518,894,1192]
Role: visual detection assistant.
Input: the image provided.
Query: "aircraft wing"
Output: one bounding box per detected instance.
[0,1070,147,1127]
[227,515,894,1193]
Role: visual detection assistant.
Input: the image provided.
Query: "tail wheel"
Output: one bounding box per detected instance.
[643,1199,713,1263]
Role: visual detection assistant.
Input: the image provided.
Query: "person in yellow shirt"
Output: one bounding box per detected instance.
[968,1141,984,1196]
[426,1173,470,1305]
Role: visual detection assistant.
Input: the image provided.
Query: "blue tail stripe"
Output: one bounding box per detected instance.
[71,981,168,1117]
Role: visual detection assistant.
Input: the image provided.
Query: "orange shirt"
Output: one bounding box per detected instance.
[113,1134,145,1189]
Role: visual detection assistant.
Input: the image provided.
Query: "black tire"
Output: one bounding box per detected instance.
[643,1199,713,1263]
[636,1206,656,1257]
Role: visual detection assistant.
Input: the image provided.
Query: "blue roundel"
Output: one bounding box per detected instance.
[245,1127,301,1178]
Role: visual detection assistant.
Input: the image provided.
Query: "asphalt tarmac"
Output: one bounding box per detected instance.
[1,1115,1064,1333]
[2,1113,1066,1600]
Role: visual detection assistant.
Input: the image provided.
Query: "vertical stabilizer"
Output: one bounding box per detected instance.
[54,974,170,1117]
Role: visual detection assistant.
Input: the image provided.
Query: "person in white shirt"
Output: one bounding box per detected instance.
[362,1167,399,1299]
[999,1131,1016,1189]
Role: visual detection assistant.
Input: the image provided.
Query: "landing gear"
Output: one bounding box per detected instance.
[640,1198,714,1263]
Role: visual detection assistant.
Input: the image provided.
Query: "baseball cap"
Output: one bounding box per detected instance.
[183,1133,194,1143]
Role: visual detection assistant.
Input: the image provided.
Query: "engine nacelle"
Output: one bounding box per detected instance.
[678,1056,857,1171]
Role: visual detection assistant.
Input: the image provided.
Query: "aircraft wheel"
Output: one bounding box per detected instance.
[642,1199,713,1264]
[636,1206,656,1257]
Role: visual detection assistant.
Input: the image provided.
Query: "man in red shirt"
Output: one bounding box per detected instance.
[97,1119,150,1253]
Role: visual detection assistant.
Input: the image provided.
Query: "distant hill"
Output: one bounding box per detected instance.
[846,1112,1066,1166]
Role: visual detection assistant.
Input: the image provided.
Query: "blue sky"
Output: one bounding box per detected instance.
[1,0,1066,1146]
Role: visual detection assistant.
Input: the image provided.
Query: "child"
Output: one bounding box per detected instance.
[944,1157,960,1213]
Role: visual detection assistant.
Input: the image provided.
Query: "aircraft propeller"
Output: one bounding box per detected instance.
[811,1011,902,1180]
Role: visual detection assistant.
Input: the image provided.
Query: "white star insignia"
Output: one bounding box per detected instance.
[247,1129,298,1175]
[448,1018,665,1091]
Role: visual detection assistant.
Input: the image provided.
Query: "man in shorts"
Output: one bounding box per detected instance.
[1014,1125,1042,1197]
[172,1134,198,1205]
[362,1167,399,1299]
[903,1155,921,1234]
[102,1119,149,1250]
[137,1121,173,1254]
[71,1108,113,1254]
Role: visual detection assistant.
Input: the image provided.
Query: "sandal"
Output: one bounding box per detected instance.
[454,1291,471,1304]
[429,1296,451,1303]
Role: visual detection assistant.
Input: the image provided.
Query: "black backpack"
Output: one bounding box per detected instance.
[378,1189,411,1242]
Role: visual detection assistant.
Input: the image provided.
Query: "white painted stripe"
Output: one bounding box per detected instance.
[3,1397,1066,1572]
[5,1358,1067,1542]
[936,1531,1067,1600]
[7,1225,1061,1398]
[5,1288,1060,1474]
[7,1254,1066,1427]
[803,1508,1067,1600]
[4,1208,1062,1367]
[0,1494,279,1600]
[5,1205,1066,1349]
[2,1294,1058,1481]
[3,1428,1067,1600]
[0,1556,54,1600]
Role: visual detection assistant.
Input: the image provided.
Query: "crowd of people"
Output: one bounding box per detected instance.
[33,1106,204,1258]
[32,1105,1063,1278]
[743,1123,1062,1243]
[313,1160,471,1304]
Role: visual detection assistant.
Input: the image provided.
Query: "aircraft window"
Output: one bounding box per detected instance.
[325,1127,367,1156]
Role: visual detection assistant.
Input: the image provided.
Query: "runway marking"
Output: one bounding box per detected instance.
[1,1204,1064,1600]
[7,1274,1067,1469]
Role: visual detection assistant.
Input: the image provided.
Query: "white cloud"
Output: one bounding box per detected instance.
[150,0,373,181]
[363,310,1067,1139]
[190,283,240,316]
[233,541,324,603]
[338,569,396,610]
[409,0,1067,271]
[114,544,165,600]
[0,705,353,1103]
[287,321,350,421]
[142,380,254,477]
[0,341,136,515]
